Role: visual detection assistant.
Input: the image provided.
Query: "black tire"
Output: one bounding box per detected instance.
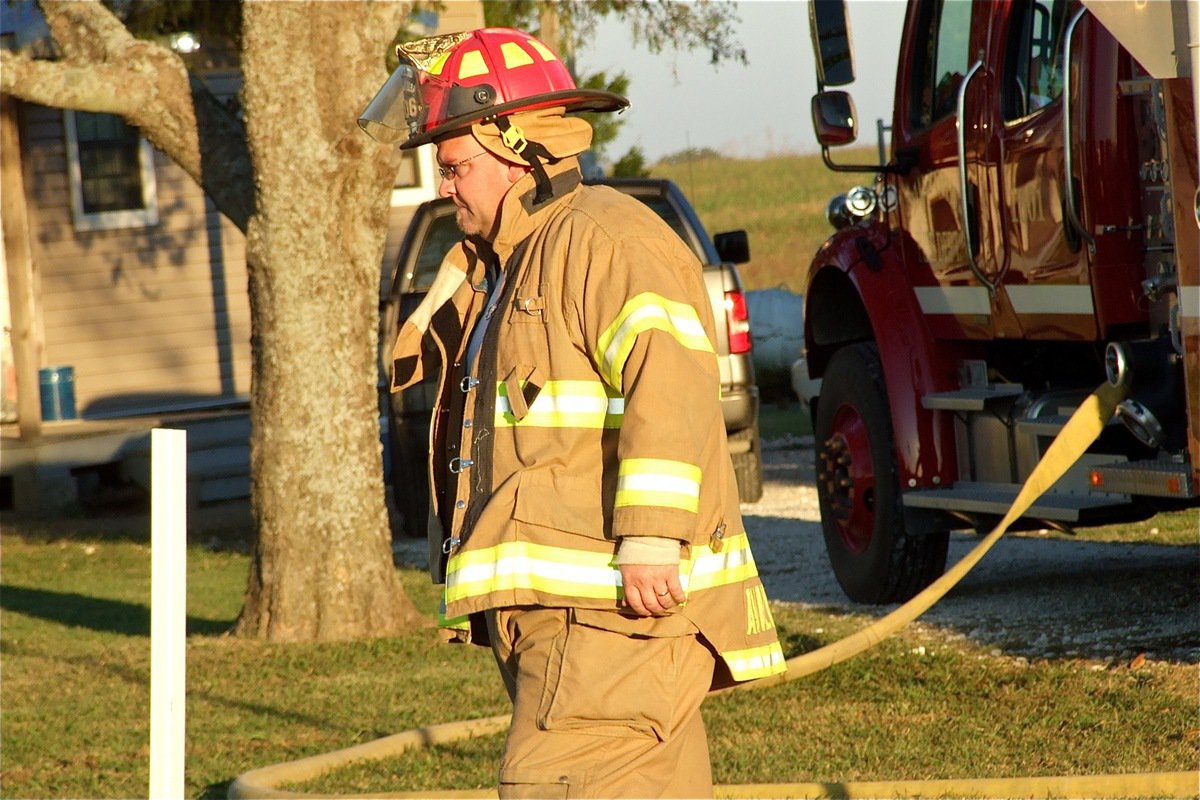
[730,422,764,503]
[814,343,948,604]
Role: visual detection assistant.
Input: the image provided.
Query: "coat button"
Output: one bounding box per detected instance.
[455,500,465,509]
[464,418,473,428]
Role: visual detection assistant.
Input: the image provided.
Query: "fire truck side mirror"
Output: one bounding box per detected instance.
[812,91,858,147]
[809,0,856,87]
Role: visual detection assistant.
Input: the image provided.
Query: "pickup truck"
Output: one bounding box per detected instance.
[380,177,762,539]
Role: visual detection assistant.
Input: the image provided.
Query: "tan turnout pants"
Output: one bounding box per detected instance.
[486,606,717,799]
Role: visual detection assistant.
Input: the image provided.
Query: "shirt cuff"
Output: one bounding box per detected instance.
[615,535,683,566]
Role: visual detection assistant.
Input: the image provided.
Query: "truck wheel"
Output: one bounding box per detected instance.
[730,422,764,503]
[814,343,948,604]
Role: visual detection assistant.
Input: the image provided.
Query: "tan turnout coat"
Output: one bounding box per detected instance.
[391,158,785,686]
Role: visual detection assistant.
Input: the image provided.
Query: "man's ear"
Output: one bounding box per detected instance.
[506,163,531,184]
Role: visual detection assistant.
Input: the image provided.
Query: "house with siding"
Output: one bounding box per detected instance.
[0,1,484,512]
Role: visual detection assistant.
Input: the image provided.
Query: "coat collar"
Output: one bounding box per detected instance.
[490,157,583,263]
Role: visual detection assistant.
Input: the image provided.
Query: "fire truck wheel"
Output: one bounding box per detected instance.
[730,422,764,503]
[814,342,949,604]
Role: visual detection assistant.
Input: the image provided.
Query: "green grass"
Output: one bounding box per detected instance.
[1038,509,1199,548]
[758,401,813,441]
[649,150,872,292]
[2,524,1195,798]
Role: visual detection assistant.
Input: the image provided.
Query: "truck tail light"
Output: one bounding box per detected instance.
[725,290,752,354]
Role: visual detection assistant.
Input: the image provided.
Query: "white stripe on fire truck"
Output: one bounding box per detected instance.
[914,286,991,316]
[1180,286,1199,318]
[916,284,1100,316]
[1006,285,1095,315]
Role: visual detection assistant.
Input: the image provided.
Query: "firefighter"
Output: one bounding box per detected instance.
[360,27,786,798]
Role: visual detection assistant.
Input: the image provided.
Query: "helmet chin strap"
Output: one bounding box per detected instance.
[494,116,556,206]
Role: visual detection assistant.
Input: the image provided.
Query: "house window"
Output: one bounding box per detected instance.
[64,110,159,230]
[390,144,437,207]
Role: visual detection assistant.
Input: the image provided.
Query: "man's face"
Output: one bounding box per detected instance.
[435,134,519,240]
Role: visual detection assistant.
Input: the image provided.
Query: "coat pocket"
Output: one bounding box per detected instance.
[512,471,606,540]
[501,365,544,422]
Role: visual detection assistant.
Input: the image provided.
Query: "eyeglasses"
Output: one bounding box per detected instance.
[437,152,488,180]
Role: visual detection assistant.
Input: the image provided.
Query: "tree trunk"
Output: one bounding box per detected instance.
[1,0,426,641]
[233,0,425,640]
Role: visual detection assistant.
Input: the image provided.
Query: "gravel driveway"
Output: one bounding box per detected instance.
[751,439,1200,664]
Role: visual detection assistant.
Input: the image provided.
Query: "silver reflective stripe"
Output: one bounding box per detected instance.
[495,380,624,429]
[1006,285,1095,315]
[914,286,991,316]
[1179,286,1199,319]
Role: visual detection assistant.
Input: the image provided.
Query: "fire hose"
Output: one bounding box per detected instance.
[229,382,1200,799]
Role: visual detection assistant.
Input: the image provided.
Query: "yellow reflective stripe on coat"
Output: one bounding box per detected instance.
[445,532,756,605]
[437,596,471,633]
[687,533,759,590]
[615,458,702,512]
[446,541,623,604]
[723,641,787,681]
[495,380,624,428]
[594,293,714,389]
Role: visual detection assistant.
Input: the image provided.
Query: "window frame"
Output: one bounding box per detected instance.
[907,0,976,133]
[390,143,438,207]
[1001,0,1069,125]
[63,110,160,232]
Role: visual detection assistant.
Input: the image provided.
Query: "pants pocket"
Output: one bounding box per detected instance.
[537,609,677,741]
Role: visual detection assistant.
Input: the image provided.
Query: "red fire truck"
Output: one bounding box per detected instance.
[798,0,1199,603]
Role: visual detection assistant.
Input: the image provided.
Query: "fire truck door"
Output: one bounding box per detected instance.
[990,0,1098,341]
[894,0,1014,340]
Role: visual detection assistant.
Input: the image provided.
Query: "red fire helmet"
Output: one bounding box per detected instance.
[359,27,628,148]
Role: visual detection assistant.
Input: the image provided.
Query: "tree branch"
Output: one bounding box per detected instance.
[0,51,145,113]
[41,0,137,62]
[0,0,254,231]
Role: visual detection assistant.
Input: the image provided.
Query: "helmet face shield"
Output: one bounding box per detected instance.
[358,63,425,144]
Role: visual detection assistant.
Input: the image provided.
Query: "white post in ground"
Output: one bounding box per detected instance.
[150,428,187,799]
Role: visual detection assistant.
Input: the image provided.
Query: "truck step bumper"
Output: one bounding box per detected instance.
[902,481,1128,522]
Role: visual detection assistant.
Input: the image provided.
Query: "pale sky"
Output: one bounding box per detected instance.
[577,0,909,163]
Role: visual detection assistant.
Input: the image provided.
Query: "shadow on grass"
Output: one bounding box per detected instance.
[199,779,234,799]
[0,585,233,637]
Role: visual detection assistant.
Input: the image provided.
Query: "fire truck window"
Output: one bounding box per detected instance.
[1002,0,1069,122]
[910,0,974,129]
